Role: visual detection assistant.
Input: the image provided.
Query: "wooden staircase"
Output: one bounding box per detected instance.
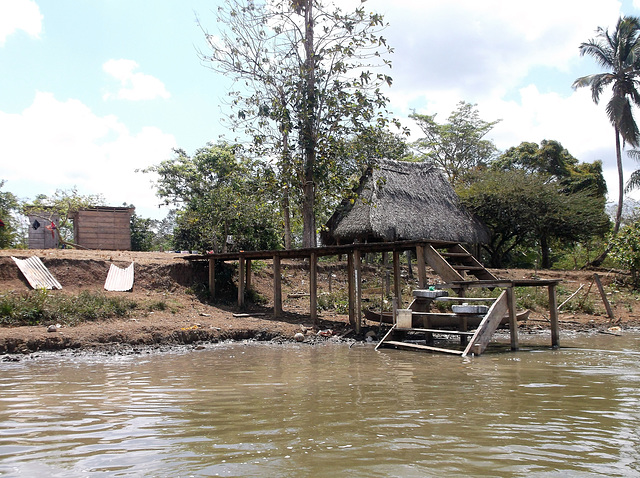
[424,243,497,283]
[375,290,510,357]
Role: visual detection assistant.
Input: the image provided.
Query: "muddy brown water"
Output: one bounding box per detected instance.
[1,333,639,477]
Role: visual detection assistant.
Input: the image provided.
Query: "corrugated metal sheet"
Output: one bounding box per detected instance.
[104,262,134,292]
[11,256,62,290]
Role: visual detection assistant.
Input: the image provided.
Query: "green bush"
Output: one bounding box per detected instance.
[0,290,138,327]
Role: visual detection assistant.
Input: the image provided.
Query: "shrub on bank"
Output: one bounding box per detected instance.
[0,290,139,327]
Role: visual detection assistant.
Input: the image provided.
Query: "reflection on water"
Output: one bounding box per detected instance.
[0,333,639,477]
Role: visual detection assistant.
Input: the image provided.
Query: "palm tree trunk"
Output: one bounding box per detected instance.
[584,128,624,268]
[613,127,624,235]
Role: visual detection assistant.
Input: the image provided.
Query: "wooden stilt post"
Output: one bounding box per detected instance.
[238,255,245,309]
[245,259,252,291]
[208,258,215,299]
[347,252,355,328]
[416,244,427,289]
[310,252,318,328]
[507,286,518,351]
[393,250,402,308]
[549,283,559,348]
[354,248,362,335]
[273,255,282,318]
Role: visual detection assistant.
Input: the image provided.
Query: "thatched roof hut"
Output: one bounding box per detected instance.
[321,159,490,245]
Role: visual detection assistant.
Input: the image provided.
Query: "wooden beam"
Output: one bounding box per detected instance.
[593,273,615,322]
[238,255,245,309]
[549,283,559,348]
[507,286,518,351]
[393,250,402,308]
[273,255,282,318]
[310,252,318,327]
[245,259,252,290]
[354,248,362,335]
[423,244,464,283]
[208,258,215,299]
[463,290,509,357]
[347,252,355,328]
[416,245,427,289]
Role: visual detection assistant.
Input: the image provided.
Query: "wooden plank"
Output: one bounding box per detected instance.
[393,250,402,308]
[375,324,397,351]
[246,259,252,290]
[507,286,518,351]
[310,252,318,327]
[434,297,495,302]
[463,290,509,357]
[399,327,475,336]
[424,244,464,283]
[549,283,560,348]
[347,252,355,328]
[382,341,464,355]
[354,248,362,334]
[273,255,282,318]
[593,274,615,322]
[416,245,427,289]
[209,258,215,299]
[238,256,245,309]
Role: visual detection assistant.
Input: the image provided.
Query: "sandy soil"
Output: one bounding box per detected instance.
[0,248,637,357]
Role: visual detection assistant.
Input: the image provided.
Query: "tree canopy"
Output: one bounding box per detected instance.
[0,180,20,248]
[458,140,609,268]
[145,143,281,252]
[200,0,400,247]
[410,101,500,186]
[573,15,640,237]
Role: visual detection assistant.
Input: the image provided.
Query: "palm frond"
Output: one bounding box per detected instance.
[625,169,640,193]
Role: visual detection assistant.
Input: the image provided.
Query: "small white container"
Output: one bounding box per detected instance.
[396,309,413,328]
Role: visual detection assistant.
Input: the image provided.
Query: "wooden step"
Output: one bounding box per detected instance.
[382,341,464,355]
[440,252,472,258]
[452,265,486,271]
[399,327,475,336]
[434,297,495,302]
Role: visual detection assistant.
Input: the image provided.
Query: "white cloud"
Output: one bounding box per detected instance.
[0,0,43,45]
[103,59,171,101]
[0,92,176,218]
[373,0,621,103]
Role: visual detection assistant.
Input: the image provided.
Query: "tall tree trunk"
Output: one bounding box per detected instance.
[301,0,316,248]
[283,188,292,250]
[613,127,624,235]
[585,128,623,268]
[540,234,551,269]
[281,129,292,250]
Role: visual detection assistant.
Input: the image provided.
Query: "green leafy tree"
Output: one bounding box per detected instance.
[410,101,500,186]
[22,188,106,244]
[129,211,156,252]
[573,16,640,237]
[0,180,21,248]
[610,220,640,287]
[200,0,400,247]
[459,169,609,268]
[494,140,608,196]
[146,143,281,252]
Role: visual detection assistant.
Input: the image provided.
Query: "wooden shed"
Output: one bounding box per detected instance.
[71,206,134,250]
[28,212,60,249]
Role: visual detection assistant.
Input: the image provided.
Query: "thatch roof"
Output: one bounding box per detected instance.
[321,159,490,245]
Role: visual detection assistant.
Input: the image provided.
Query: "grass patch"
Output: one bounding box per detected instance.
[0,289,139,327]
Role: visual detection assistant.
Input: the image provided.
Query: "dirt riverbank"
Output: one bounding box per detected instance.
[0,249,638,357]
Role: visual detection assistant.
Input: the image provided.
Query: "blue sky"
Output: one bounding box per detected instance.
[1,0,640,220]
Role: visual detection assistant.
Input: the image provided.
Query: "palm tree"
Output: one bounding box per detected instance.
[573,16,640,238]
